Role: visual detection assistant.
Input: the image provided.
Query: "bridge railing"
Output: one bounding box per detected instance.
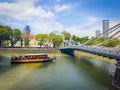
[64,45,120,58]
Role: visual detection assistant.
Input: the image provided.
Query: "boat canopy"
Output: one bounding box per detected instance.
[25,54,48,56]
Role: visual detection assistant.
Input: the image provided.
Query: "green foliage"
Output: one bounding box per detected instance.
[0,25,22,47]
[72,35,89,44]
[87,36,120,47]
[0,25,12,46]
[80,36,89,43]
[88,36,107,45]
[49,33,62,47]
[10,28,21,47]
[1,24,119,48]
[24,36,30,47]
[35,34,48,46]
[103,38,120,47]
[35,33,62,47]
[72,35,81,42]
[62,31,71,40]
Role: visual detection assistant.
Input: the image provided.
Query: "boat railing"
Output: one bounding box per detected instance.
[11,55,50,60]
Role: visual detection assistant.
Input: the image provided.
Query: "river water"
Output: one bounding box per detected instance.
[0,52,117,90]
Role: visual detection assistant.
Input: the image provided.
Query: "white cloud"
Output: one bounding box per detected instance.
[55,4,71,12]
[0,0,99,37]
[65,25,98,37]
[109,20,120,28]
[29,20,64,34]
[87,17,98,24]
[62,16,103,37]
[64,16,100,37]
[0,0,54,21]
[28,18,102,37]
[0,0,119,38]
[108,20,120,38]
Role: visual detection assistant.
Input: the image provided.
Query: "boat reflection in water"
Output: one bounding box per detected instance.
[11,54,56,64]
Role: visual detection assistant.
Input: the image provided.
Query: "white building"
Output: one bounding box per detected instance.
[29,39,39,47]
[42,40,53,47]
[12,33,55,47]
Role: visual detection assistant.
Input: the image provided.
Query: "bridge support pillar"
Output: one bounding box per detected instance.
[113,61,120,89]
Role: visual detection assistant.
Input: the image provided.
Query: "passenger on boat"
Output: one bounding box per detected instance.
[12,56,17,60]
[19,56,22,60]
[27,56,30,60]
[30,56,32,59]
[20,56,24,60]
[11,57,14,60]
[24,57,27,60]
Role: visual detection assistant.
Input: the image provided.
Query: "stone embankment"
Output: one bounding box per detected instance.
[0,48,60,53]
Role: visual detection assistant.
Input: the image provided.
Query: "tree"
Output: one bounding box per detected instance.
[0,25,12,46]
[35,34,48,47]
[10,29,21,47]
[103,38,120,47]
[72,35,89,44]
[62,31,71,40]
[88,36,107,46]
[49,33,62,47]
[80,36,89,44]
[72,35,80,42]
[22,34,30,47]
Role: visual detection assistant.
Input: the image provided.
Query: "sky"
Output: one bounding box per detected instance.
[0,0,120,37]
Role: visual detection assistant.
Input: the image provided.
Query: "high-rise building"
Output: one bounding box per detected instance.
[95,30,101,37]
[23,25,31,47]
[103,20,109,37]
[23,25,31,34]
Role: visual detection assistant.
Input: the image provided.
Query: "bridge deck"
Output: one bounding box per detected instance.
[61,46,120,60]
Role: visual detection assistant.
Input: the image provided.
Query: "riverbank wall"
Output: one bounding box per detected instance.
[0,48,60,53]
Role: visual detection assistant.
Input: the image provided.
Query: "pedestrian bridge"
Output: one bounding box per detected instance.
[61,23,120,61]
[60,45,120,89]
[60,45,120,60]
[60,22,120,89]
